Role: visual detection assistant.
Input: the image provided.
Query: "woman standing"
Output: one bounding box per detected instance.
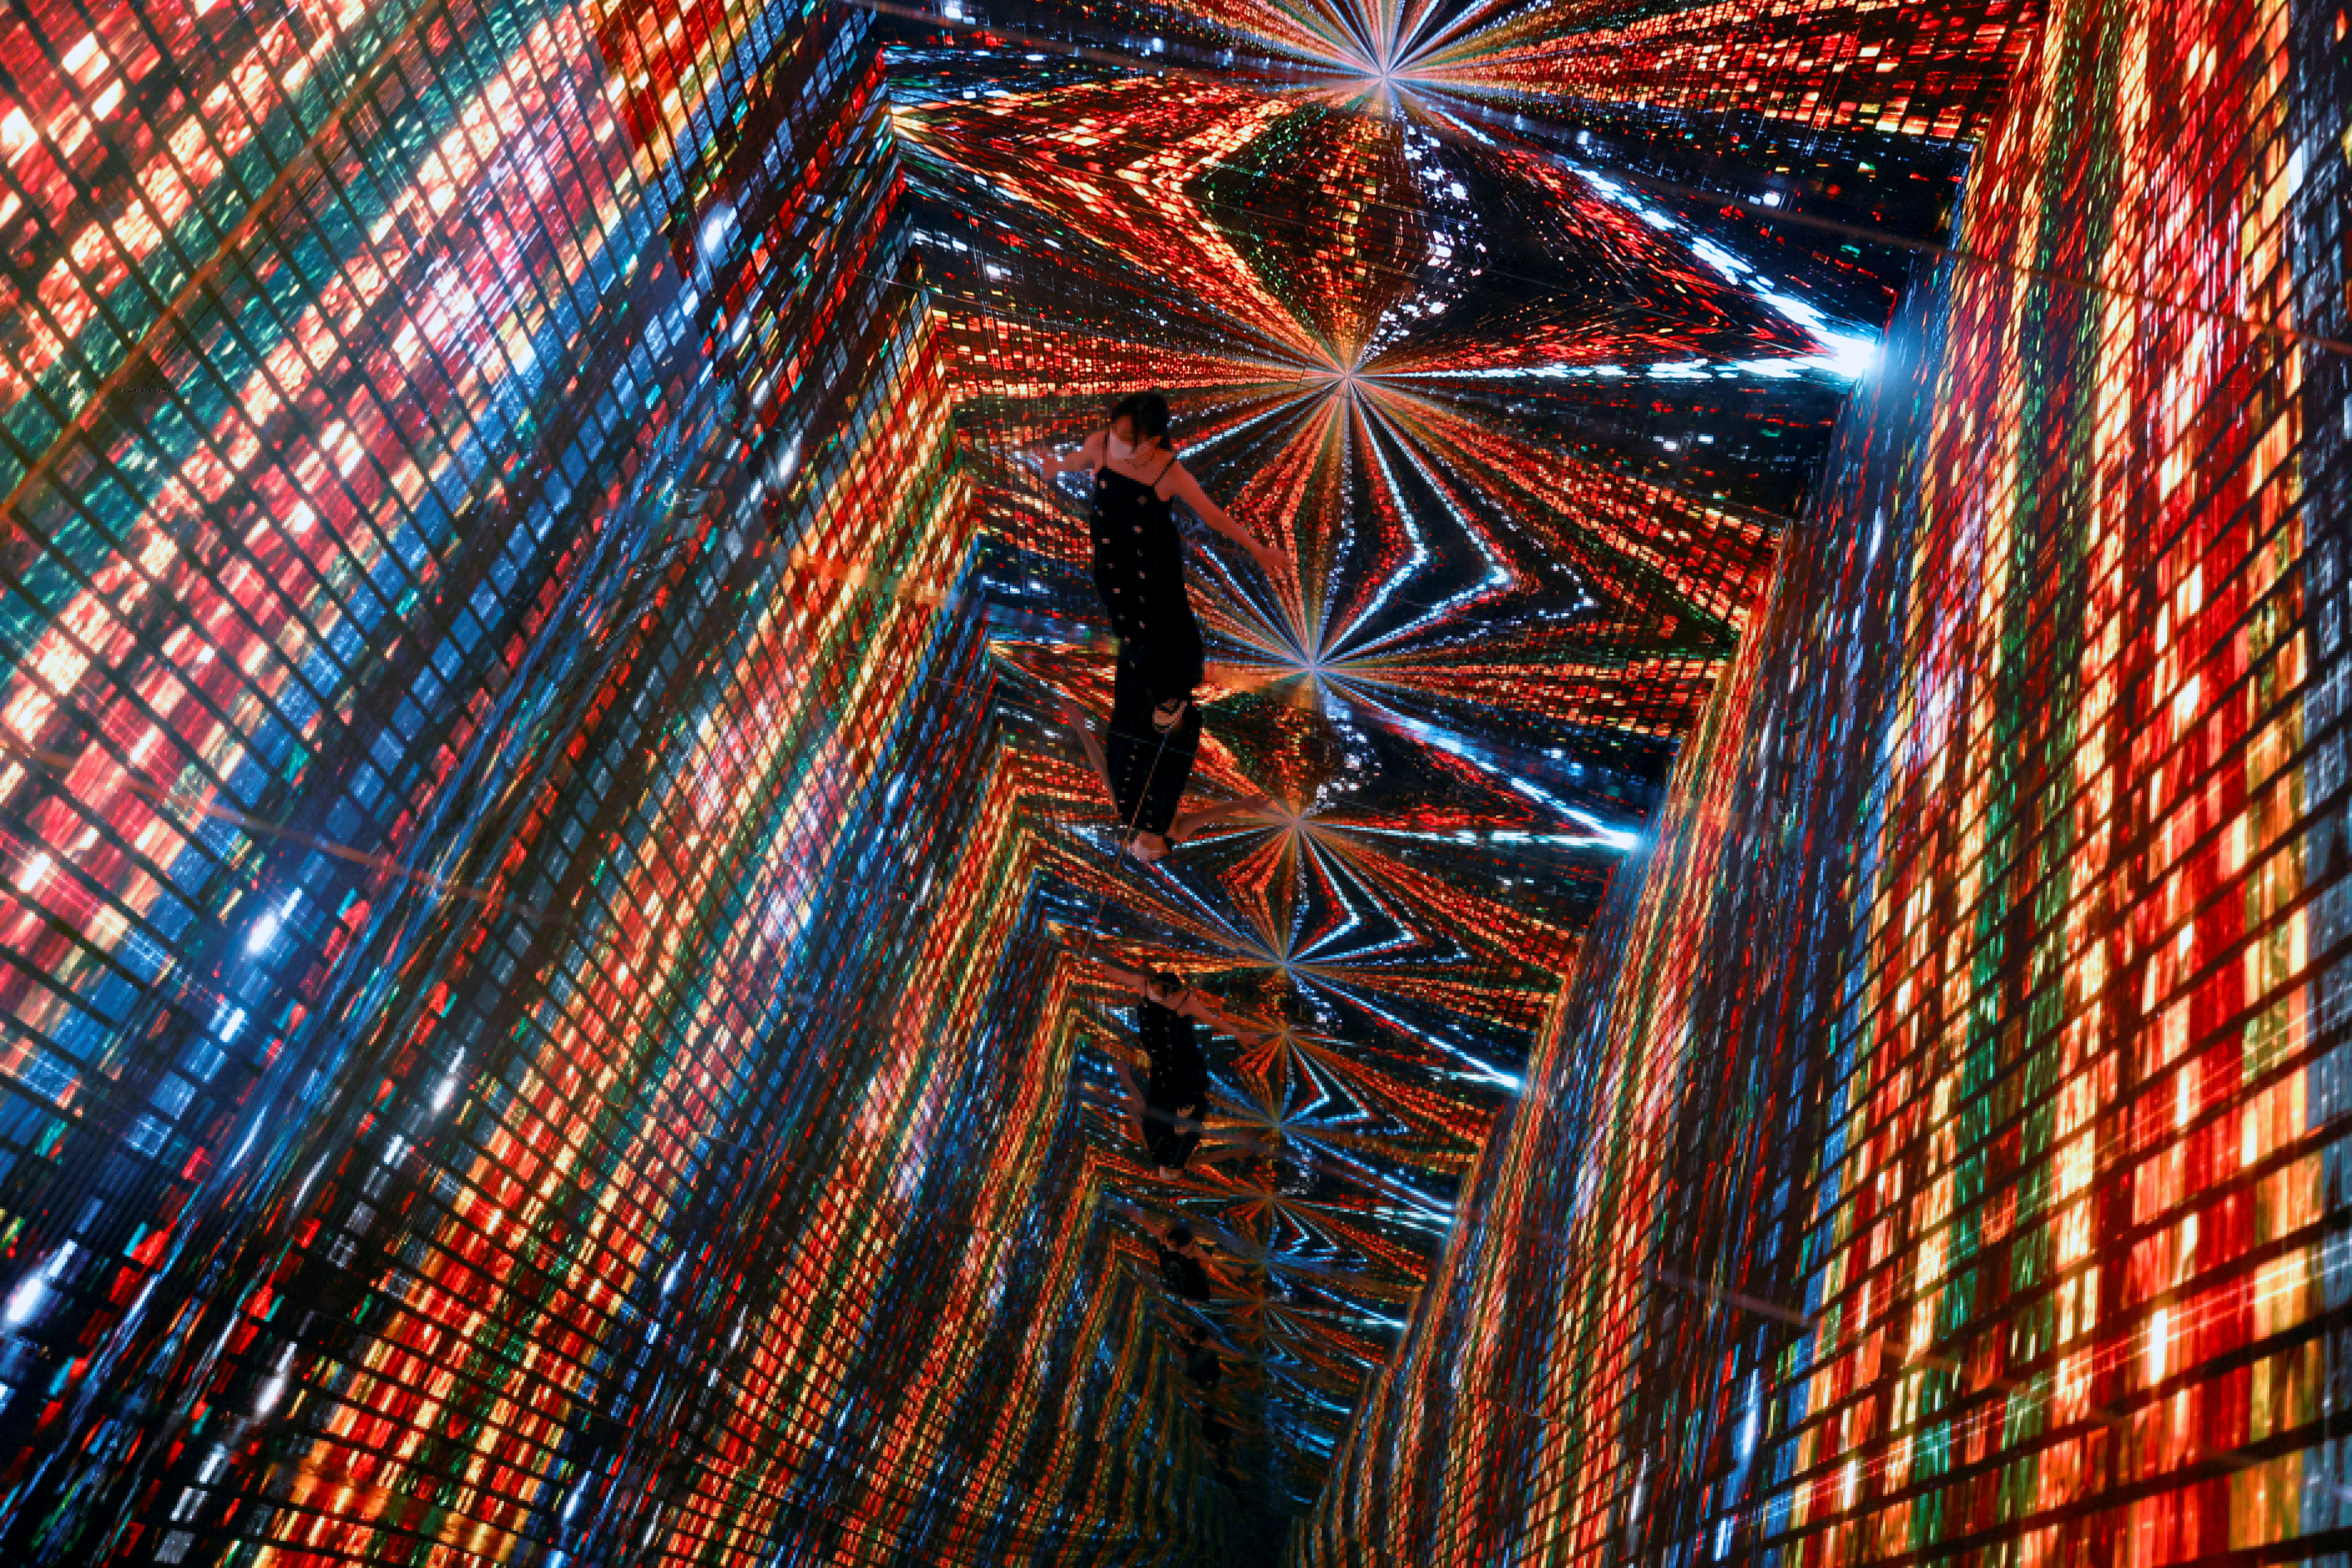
[1038,390,1291,733]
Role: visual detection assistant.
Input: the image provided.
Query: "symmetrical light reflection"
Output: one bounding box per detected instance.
[891,19,1936,1490]
[0,0,2140,1555]
[1305,0,2351,1562]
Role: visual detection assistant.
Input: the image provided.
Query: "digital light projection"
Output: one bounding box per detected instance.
[881,0,1954,1502]
[1,0,2343,1560]
[0,0,1097,1558]
[1306,0,2352,1562]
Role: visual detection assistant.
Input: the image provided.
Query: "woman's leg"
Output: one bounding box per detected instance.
[1147,597,1206,727]
[1105,648,1158,830]
[1106,642,1200,839]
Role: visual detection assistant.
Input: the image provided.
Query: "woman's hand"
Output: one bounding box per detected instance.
[1247,537,1296,583]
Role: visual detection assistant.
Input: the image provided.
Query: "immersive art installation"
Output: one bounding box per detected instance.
[1306,2,2352,1564]
[0,0,2342,1561]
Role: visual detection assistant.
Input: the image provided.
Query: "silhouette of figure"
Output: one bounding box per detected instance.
[1156,1222,1213,1301]
[1177,1321,1224,1389]
[1036,389,1293,732]
[1080,953,1275,1177]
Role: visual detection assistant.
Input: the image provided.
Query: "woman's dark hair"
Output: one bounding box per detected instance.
[1167,1223,1194,1248]
[1110,390,1171,444]
[1151,969,1185,995]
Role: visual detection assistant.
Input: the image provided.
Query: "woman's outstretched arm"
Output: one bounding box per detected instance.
[1037,428,1106,481]
[1093,961,1157,1000]
[1175,990,1282,1039]
[1065,935,1157,1000]
[1165,466,1295,581]
[1117,1058,1158,1147]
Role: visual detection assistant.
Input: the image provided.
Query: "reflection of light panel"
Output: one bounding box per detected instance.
[0,0,2136,1558]
[0,0,1111,1554]
[1305,2,2349,1563]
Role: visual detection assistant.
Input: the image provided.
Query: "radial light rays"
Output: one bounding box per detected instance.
[890,21,1913,1487]
[1118,0,1525,84]
[899,80,1331,362]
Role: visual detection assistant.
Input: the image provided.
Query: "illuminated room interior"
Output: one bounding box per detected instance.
[0,0,2340,1560]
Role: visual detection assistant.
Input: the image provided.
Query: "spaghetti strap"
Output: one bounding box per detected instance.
[1149,452,1180,490]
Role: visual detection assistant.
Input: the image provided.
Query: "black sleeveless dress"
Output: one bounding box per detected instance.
[1091,454,1205,706]
[1140,999,1208,1109]
[1156,1240,1211,1299]
[1106,644,1200,838]
[1138,997,1209,1168]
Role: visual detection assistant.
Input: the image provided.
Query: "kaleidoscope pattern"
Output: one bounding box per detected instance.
[0,0,2178,1554]
[880,6,1960,1487]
